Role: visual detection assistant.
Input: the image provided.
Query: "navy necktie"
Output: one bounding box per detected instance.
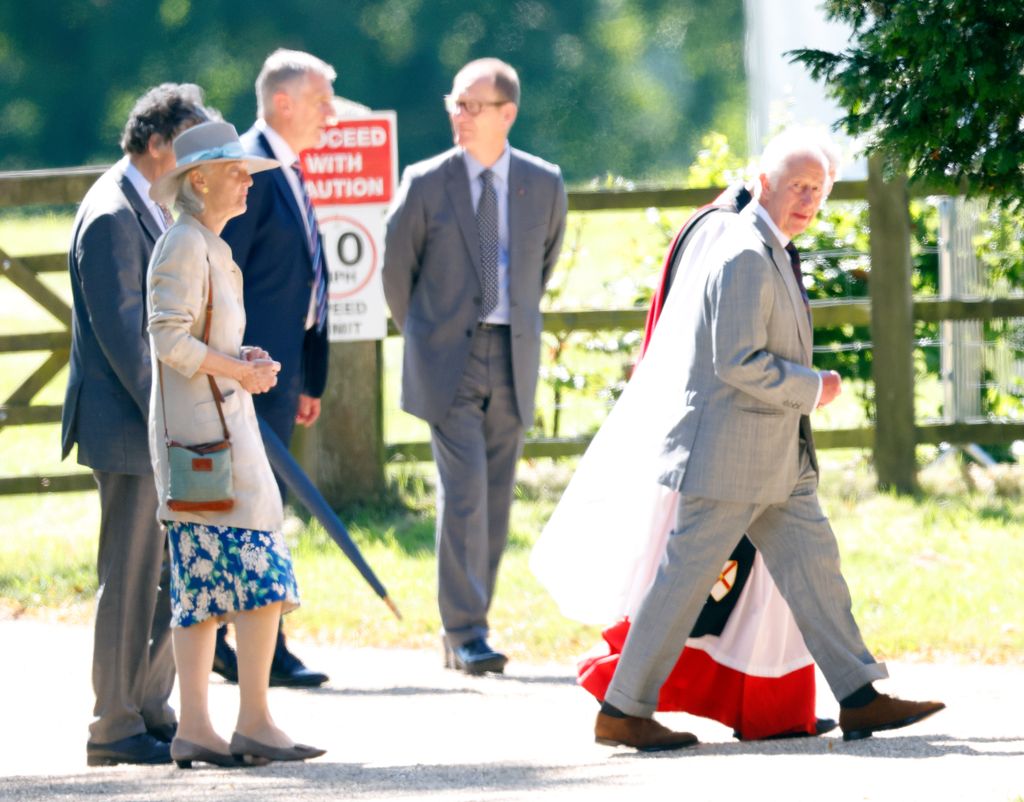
[785,242,810,314]
[477,169,499,319]
[290,160,328,332]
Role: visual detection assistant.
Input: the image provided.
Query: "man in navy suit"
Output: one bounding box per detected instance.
[62,84,209,765]
[219,49,336,687]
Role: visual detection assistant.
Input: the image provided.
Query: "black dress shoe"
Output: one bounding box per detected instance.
[733,717,838,741]
[212,626,239,684]
[86,733,172,766]
[146,722,178,744]
[444,638,508,675]
[269,649,329,688]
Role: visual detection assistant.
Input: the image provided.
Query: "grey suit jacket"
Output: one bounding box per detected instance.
[62,160,160,475]
[658,208,821,504]
[382,147,567,426]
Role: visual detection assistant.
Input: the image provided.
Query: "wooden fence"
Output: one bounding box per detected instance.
[3,163,1024,500]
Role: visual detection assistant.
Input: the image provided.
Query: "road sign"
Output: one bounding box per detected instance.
[300,111,397,341]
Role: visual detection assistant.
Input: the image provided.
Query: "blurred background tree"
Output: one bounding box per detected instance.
[0,0,745,182]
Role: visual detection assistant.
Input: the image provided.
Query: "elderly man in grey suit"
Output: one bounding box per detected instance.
[62,84,208,766]
[594,130,945,751]
[383,58,567,674]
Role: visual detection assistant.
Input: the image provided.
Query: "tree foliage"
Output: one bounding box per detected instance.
[0,0,745,183]
[789,1,1024,201]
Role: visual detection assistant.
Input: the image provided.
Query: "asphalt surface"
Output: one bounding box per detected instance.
[1,618,1021,801]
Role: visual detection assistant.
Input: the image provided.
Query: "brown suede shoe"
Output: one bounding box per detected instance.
[595,711,698,752]
[840,693,945,741]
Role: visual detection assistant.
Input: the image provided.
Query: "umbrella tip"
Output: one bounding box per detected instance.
[384,596,403,621]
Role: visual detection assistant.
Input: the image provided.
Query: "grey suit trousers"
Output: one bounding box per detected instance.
[89,470,175,743]
[605,445,888,718]
[430,326,525,647]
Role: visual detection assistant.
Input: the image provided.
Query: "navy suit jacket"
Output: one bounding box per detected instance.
[221,126,329,442]
[61,160,160,475]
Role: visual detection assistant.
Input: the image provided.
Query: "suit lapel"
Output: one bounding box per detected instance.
[444,152,483,280]
[116,166,162,244]
[254,131,310,254]
[750,213,812,361]
[507,152,528,290]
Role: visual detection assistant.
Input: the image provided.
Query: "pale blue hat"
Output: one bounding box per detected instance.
[150,121,278,205]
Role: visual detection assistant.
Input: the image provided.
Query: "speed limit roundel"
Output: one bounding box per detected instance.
[318,214,379,299]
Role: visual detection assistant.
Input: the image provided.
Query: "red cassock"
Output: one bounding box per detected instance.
[575,185,819,740]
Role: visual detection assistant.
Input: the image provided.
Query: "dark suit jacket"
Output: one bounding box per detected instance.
[221,126,329,441]
[382,147,567,426]
[61,160,160,476]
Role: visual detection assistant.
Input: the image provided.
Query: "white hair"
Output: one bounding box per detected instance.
[172,168,205,216]
[256,49,336,119]
[759,128,831,187]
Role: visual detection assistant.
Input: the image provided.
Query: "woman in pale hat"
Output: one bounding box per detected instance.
[147,120,325,767]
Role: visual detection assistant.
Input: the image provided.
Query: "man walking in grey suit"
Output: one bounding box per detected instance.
[594,130,944,750]
[383,58,567,674]
[62,84,208,766]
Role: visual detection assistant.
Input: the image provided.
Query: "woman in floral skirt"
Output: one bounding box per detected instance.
[147,120,324,768]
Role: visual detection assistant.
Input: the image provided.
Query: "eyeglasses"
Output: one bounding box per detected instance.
[443,95,509,116]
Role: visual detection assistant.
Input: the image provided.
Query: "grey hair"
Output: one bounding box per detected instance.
[256,49,336,119]
[454,58,521,106]
[759,129,831,187]
[172,168,206,216]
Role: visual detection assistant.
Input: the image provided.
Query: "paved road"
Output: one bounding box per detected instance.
[1,618,1021,801]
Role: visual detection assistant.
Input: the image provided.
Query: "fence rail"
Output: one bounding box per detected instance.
[3,165,1023,497]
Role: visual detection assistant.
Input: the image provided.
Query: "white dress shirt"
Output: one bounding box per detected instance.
[123,157,170,233]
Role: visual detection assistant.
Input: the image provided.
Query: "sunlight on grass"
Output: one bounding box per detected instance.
[1,209,1022,666]
[0,211,74,255]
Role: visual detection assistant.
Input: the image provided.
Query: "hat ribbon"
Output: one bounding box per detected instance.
[176,142,246,168]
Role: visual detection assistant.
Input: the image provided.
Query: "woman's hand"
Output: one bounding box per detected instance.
[237,357,280,395]
[241,345,272,362]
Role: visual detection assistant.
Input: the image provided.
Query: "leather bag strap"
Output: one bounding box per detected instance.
[160,255,231,445]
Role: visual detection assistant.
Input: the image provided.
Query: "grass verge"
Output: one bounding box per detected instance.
[2,452,1023,665]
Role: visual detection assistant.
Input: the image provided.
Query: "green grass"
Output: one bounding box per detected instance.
[3,442,1024,664]
[2,209,1023,665]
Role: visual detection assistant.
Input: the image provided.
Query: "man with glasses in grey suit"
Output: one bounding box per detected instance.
[592,130,945,750]
[62,84,209,766]
[384,58,567,675]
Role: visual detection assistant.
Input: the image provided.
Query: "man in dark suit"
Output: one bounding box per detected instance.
[219,49,336,687]
[383,58,567,674]
[62,84,208,766]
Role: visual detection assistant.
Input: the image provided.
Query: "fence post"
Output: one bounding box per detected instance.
[867,155,918,493]
[293,340,386,508]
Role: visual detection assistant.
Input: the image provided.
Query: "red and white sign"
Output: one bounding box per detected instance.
[300,111,397,341]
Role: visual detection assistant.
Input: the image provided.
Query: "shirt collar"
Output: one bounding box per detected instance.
[463,144,511,187]
[122,156,153,205]
[256,118,299,169]
[751,200,790,248]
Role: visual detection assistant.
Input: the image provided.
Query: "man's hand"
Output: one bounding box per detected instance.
[296,394,321,427]
[817,370,842,408]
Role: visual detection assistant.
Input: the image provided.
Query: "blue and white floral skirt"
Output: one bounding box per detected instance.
[165,521,300,628]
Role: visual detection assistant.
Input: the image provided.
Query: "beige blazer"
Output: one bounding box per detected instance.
[147,214,283,531]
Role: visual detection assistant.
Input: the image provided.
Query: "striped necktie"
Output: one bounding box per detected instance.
[157,203,174,230]
[477,169,499,318]
[290,160,328,332]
